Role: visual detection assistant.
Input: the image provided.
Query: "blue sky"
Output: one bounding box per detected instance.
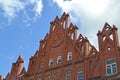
[0,0,120,78]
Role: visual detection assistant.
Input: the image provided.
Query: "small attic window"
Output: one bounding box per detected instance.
[103,36,106,41]
[109,34,113,41]
[53,25,55,31]
[42,44,45,48]
[80,38,82,42]
[92,52,95,55]
[106,27,109,31]
[63,21,66,28]
[107,47,111,51]
[71,33,74,40]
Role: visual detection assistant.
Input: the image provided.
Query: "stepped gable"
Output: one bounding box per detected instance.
[2,13,120,80]
[4,55,25,80]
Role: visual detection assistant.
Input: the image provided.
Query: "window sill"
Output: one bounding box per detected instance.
[105,72,118,77]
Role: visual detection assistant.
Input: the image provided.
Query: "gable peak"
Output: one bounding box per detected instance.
[77,34,84,42]
[61,12,69,19]
[102,22,112,32]
[54,16,60,22]
[16,55,24,63]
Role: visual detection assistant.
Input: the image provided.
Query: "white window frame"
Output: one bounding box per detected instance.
[49,58,53,66]
[67,52,72,61]
[57,56,62,64]
[106,58,117,75]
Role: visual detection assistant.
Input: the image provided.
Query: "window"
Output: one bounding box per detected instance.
[57,56,62,64]
[67,52,72,61]
[54,73,60,80]
[106,58,117,75]
[37,78,42,80]
[77,68,83,80]
[46,76,51,80]
[66,71,71,80]
[40,62,44,69]
[109,34,113,41]
[49,58,53,66]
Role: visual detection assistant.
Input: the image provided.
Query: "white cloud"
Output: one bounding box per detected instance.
[35,0,43,17]
[52,0,120,48]
[0,0,24,19]
[28,0,43,17]
[0,0,43,25]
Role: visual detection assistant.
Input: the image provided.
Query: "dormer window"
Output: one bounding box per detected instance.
[49,58,53,66]
[67,52,72,61]
[57,56,62,64]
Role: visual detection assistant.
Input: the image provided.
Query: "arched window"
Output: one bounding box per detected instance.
[49,58,53,66]
[67,52,72,61]
[57,56,62,64]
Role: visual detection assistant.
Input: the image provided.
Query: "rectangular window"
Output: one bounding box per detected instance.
[46,76,51,80]
[67,52,72,61]
[40,62,44,68]
[54,74,60,80]
[37,78,42,80]
[57,56,62,64]
[77,68,83,80]
[49,58,53,66]
[106,58,117,75]
[66,71,71,80]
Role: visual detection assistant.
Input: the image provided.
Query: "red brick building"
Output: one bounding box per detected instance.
[2,13,120,80]
[3,55,26,80]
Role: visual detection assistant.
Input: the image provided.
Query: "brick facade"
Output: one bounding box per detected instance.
[3,55,26,80]
[2,13,120,80]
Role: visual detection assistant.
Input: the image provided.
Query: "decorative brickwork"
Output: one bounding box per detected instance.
[3,55,26,80]
[2,13,120,80]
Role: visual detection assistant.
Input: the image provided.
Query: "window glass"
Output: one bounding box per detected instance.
[106,58,117,75]
[54,73,60,80]
[67,52,72,61]
[46,76,51,80]
[40,62,44,68]
[77,68,83,80]
[49,58,53,66]
[37,78,42,80]
[57,56,62,64]
[66,71,71,80]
